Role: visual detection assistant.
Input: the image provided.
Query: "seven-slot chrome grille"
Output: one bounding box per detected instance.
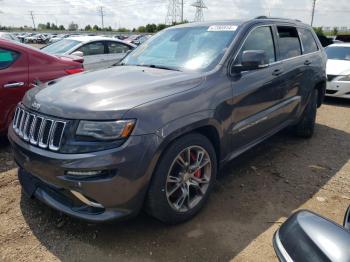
[12,106,66,151]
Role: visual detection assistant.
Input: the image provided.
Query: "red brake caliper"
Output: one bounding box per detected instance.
[190,152,202,178]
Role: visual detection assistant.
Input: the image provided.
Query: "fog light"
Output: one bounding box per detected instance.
[66,170,102,176]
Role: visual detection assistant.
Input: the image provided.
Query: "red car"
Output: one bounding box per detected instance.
[0,39,84,136]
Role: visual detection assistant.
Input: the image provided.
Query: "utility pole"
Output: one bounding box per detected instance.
[181,0,184,22]
[311,0,316,26]
[99,6,105,29]
[29,11,36,30]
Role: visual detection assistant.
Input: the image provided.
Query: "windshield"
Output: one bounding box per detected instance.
[325,46,350,61]
[42,39,81,54]
[122,25,237,71]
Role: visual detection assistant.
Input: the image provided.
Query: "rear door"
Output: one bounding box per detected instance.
[297,27,322,102]
[105,41,132,66]
[230,25,288,150]
[75,41,106,71]
[0,47,29,133]
[275,25,305,114]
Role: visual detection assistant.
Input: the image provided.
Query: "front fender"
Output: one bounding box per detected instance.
[154,110,225,159]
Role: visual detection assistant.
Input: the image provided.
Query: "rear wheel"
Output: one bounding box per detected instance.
[146,133,217,224]
[293,89,318,138]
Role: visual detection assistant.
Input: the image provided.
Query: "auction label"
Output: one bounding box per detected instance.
[208,25,238,31]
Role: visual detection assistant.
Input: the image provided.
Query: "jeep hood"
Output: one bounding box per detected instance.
[23,66,204,120]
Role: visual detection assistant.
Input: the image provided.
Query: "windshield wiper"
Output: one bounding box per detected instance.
[135,64,182,72]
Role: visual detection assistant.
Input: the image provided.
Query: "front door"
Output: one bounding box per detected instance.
[229,25,288,151]
[76,41,106,71]
[0,47,29,133]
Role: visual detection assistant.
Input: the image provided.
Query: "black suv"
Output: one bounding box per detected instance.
[9,17,327,224]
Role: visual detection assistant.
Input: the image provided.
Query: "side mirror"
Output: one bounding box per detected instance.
[344,206,350,230]
[233,50,269,72]
[71,51,84,57]
[273,210,350,262]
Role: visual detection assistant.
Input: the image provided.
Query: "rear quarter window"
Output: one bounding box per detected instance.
[299,28,319,54]
[0,48,20,70]
[277,26,302,60]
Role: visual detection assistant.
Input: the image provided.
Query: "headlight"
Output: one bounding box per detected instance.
[338,75,350,81]
[76,120,135,140]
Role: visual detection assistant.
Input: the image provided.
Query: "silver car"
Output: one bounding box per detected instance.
[41,36,135,70]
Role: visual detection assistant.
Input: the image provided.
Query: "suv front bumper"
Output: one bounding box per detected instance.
[9,127,160,223]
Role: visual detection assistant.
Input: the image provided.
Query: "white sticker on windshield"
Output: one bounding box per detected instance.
[208,25,238,32]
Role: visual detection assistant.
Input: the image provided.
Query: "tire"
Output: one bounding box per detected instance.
[293,89,318,138]
[146,133,217,224]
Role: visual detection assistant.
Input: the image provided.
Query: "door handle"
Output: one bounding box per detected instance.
[3,82,25,88]
[272,69,283,76]
[304,60,312,66]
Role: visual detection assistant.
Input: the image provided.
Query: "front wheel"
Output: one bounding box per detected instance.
[146,133,217,224]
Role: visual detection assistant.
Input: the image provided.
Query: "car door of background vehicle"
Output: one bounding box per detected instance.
[76,41,106,71]
[105,41,132,67]
[0,47,29,133]
[229,25,289,152]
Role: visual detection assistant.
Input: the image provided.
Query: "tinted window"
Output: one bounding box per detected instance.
[237,26,276,64]
[78,41,105,56]
[42,39,81,54]
[0,48,20,70]
[277,26,302,60]
[107,41,130,54]
[299,28,318,54]
[325,46,350,61]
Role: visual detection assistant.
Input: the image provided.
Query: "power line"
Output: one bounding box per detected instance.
[311,0,316,26]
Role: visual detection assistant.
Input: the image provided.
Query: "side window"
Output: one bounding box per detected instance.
[236,26,276,64]
[299,28,319,54]
[77,41,105,56]
[107,41,131,54]
[277,26,302,60]
[0,48,20,70]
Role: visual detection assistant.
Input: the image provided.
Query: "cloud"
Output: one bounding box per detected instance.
[1,0,350,28]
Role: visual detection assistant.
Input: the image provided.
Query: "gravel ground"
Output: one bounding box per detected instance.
[0,97,349,262]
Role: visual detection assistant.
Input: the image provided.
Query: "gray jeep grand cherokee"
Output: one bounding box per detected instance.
[9,17,326,224]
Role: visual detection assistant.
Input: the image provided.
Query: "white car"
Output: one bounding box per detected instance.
[0,32,20,42]
[41,36,135,71]
[325,43,350,99]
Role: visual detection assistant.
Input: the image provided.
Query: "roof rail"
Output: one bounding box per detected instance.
[255,16,268,19]
[255,16,302,23]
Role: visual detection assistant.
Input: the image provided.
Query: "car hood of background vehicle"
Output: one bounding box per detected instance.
[23,66,204,120]
[326,59,350,75]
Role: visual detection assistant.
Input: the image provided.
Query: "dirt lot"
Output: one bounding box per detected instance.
[0,98,349,262]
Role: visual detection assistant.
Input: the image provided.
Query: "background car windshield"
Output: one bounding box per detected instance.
[42,39,80,54]
[325,46,350,61]
[123,26,237,71]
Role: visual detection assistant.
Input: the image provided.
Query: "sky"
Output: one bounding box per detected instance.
[0,0,349,29]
